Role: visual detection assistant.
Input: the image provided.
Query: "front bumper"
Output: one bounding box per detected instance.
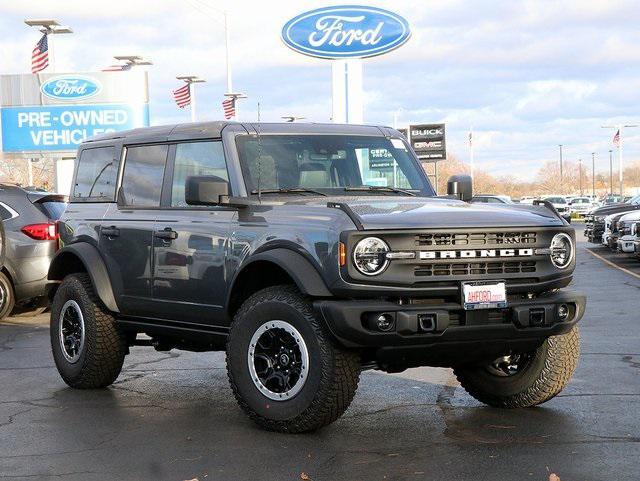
[316,289,585,350]
[617,235,637,253]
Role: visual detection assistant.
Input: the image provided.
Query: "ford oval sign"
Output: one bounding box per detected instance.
[40,76,102,101]
[282,6,411,59]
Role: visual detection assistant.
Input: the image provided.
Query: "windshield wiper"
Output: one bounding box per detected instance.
[250,188,327,196]
[343,186,416,196]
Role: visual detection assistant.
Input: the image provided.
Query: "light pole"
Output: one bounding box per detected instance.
[578,159,583,196]
[558,144,563,185]
[602,123,639,195]
[591,152,596,198]
[24,19,72,72]
[176,76,206,122]
[609,150,613,195]
[113,55,153,67]
[281,116,306,123]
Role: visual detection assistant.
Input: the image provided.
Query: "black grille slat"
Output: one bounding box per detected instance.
[415,232,537,247]
[415,261,537,277]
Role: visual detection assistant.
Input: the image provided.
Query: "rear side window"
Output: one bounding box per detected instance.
[121,144,169,207]
[36,201,67,220]
[73,147,117,200]
[171,141,228,207]
[0,202,18,220]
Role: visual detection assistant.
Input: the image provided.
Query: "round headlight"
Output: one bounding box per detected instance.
[352,237,390,276]
[550,233,574,269]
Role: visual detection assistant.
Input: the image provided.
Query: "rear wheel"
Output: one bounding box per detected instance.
[226,285,361,433]
[0,271,15,321]
[454,327,580,408]
[50,273,127,388]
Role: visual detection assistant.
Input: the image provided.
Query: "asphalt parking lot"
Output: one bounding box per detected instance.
[1,225,639,481]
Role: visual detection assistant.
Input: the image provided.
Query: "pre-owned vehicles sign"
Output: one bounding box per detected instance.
[0,71,149,153]
[1,104,148,151]
[281,6,411,59]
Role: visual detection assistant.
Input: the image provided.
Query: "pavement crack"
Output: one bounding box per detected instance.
[123,352,181,371]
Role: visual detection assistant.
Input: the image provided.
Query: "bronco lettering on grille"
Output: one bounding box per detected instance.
[419,249,534,260]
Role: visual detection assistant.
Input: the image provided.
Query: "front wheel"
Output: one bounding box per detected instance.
[454,327,580,408]
[226,285,361,433]
[50,273,127,389]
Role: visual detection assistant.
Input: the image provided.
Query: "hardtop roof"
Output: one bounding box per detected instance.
[83,121,396,144]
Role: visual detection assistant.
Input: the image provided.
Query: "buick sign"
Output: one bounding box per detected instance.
[41,76,102,101]
[282,6,411,59]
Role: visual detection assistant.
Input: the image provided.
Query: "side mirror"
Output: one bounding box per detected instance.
[447,174,473,202]
[185,175,229,205]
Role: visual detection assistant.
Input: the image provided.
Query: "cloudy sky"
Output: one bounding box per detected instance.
[1,0,639,179]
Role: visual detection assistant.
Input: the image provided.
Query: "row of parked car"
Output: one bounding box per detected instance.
[0,184,67,320]
[584,194,640,254]
[473,194,631,220]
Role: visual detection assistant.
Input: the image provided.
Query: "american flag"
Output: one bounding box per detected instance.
[173,83,191,108]
[31,34,49,74]
[613,129,620,146]
[101,63,132,72]
[222,97,235,119]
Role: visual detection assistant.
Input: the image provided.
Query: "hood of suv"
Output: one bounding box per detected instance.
[592,203,640,217]
[277,196,564,229]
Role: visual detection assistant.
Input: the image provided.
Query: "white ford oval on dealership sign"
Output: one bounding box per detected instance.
[41,75,102,101]
[282,6,411,59]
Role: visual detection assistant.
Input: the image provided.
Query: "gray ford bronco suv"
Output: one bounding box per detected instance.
[48,122,585,432]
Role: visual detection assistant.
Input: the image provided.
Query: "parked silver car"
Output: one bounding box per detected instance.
[0,184,67,319]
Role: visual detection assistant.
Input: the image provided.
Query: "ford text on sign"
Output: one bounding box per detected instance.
[1,104,149,152]
[40,76,102,101]
[282,6,411,59]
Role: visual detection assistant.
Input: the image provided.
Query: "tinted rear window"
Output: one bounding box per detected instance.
[73,147,118,201]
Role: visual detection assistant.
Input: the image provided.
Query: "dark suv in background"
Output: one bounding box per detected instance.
[0,184,67,319]
[48,122,585,432]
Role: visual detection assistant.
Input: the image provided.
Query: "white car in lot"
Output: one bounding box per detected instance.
[568,196,595,216]
[616,211,640,253]
[542,195,572,222]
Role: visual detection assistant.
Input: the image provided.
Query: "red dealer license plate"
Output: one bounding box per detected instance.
[462,281,507,310]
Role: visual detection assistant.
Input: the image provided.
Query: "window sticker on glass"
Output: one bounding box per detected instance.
[391,138,407,150]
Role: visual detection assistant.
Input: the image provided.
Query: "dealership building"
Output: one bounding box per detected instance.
[0,71,149,193]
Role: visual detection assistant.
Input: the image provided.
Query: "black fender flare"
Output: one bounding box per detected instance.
[48,243,119,313]
[227,248,332,304]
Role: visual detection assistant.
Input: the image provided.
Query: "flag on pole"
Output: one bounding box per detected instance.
[469,130,473,146]
[173,83,191,108]
[101,63,132,72]
[613,129,620,146]
[31,33,49,74]
[222,97,235,119]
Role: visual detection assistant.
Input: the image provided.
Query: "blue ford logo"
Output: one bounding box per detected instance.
[282,6,411,59]
[41,76,102,101]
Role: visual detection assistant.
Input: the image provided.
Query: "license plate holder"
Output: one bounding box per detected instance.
[462,281,507,310]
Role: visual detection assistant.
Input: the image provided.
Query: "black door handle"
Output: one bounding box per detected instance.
[101,226,120,237]
[154,228,178,240]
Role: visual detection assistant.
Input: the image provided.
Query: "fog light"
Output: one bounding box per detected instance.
[376,314,394,331]
[558,304,569,321]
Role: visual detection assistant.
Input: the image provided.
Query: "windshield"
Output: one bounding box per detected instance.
[544,197,567,204]
[236,135,434,196]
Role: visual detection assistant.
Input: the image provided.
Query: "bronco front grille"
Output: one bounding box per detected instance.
[415,261,537,277]
[415,232,537,246]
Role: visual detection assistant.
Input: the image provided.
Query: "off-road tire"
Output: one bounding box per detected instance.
[0,271,15,321]
[51,273,127,388]
[454,327,580,408]
[226,285,360,433]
